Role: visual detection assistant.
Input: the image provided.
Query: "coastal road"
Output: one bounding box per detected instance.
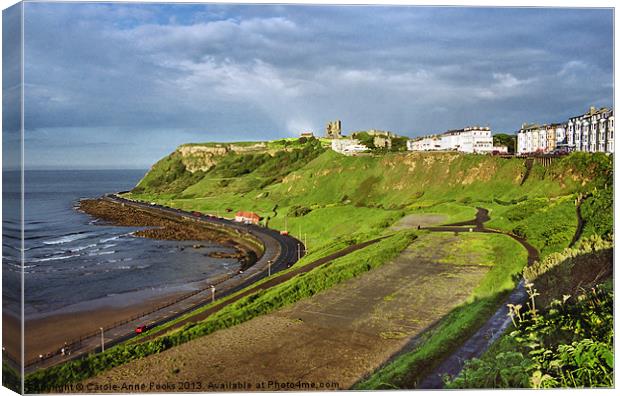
[24,195,303,373]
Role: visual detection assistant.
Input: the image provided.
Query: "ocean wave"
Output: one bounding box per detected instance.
[42,233,90,245]
[32,254,80,263]
[117,264,150,270]
[99,233,131,243]
[88,250,115,256]
[70,243,97,252]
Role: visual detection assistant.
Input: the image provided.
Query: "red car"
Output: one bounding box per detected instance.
[135,325,147,334]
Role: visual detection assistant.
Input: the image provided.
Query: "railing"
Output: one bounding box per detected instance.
[24,270,234,368]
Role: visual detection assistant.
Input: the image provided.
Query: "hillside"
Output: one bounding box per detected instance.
[128,138,612,256]
[26,138,612,392]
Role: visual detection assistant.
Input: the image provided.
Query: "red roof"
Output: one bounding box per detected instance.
[235,211,260,220]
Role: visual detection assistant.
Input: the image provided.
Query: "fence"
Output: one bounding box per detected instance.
[24,270,235,368]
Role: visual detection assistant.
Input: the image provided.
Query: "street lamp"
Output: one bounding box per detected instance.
[211,285,216,303]
[267,260,273,276]
[100,327,105,353]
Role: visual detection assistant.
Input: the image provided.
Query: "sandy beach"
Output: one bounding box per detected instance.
[16,198,261,364]
[21,291,188,363]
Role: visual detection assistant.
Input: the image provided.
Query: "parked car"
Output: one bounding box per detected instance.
[280,230,289,236]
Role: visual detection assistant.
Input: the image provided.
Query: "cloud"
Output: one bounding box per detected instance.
[18,3,614,168]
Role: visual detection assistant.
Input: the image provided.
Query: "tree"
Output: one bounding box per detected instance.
[391,137,408,152]
[493,133,516,153]
[352,131,375,149]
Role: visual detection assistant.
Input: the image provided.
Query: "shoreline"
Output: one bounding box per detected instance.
[18,198,265,363]
[79,198,262,270]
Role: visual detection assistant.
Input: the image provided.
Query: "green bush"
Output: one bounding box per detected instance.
[580,188,613,239]
[504,198,547,222]
[287,205,312,217]
[448,238,614,389]
[2,362,21,393]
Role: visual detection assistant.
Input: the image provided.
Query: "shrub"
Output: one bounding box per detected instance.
[288,205,312,217]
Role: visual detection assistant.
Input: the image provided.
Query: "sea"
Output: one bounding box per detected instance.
[2,169,239,320]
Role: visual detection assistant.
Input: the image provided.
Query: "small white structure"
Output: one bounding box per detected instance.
[407,126,493,154]
[407,136,442,151]
[331,139,369,156]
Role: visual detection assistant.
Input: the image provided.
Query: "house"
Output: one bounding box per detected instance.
[299,131,314,138]
[517,107,614,155]
[407,126,493,154]
[492,145,509,154]
[407,135,442,151]
[331,139,369,155]
[566,107,614,153]
[234,211,261,225]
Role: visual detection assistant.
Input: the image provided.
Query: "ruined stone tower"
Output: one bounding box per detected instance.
[325,120,342,139]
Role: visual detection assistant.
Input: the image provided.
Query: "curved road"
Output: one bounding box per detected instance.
[25,194,304,372]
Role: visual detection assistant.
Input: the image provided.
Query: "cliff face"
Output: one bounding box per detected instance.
[178,142,271,172]
[177,145,229,172]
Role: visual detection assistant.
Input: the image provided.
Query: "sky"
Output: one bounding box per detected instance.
[2,1,614,169]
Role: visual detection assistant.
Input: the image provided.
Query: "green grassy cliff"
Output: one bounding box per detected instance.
[128,139,611,257]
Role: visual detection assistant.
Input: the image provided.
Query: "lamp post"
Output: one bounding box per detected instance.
[268,260,273,277]
[211,285,216,303]
[100,327,105,353]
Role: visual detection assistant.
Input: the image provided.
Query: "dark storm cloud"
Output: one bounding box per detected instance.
[20,2,613,168]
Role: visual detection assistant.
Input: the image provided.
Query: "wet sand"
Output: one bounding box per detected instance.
[19,198,261,363]
[22,291,188,363]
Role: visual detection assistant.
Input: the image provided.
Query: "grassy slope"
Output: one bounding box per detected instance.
[129,147,610,260]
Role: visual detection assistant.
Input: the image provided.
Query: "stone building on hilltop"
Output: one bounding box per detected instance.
[331,139,368,155]
[325,120,342,139]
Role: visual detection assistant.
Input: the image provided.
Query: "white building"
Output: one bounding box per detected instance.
[518,107,613,154]
[331,139,369,156]
[517,124,545,155]
[493,145,509,154]
[407,135,443,151]
[407,126,494,154]
[566,107,614,153]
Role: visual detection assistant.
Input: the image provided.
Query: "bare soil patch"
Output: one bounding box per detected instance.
[390,214,447,230]
[82,234,489,392]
